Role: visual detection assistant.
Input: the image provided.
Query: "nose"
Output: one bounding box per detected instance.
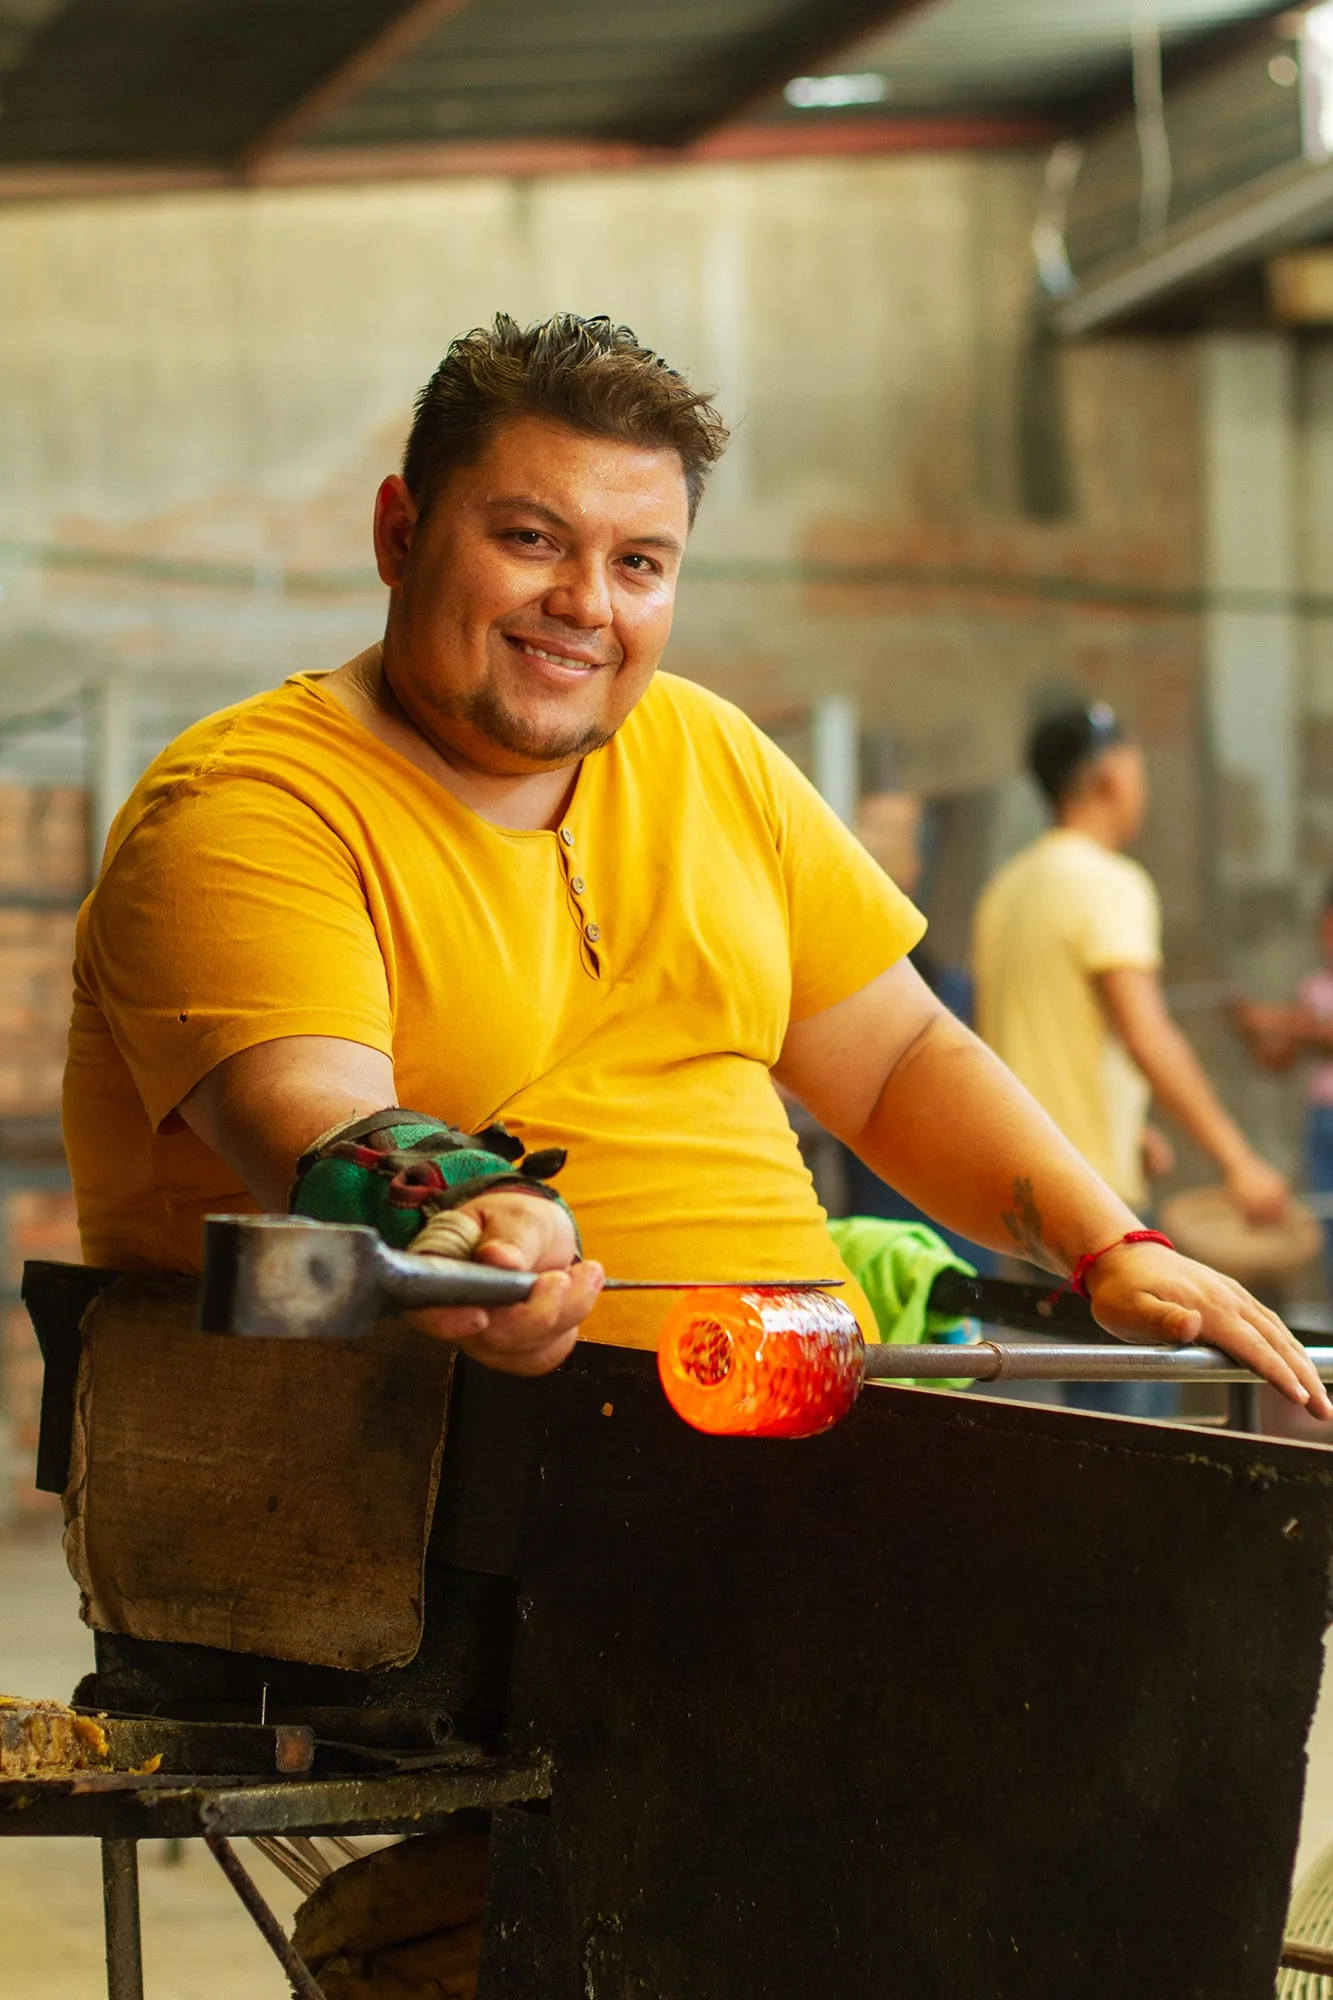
[544,553,613,630]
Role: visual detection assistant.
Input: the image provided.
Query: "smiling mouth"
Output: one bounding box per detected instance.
[505,635,607,673]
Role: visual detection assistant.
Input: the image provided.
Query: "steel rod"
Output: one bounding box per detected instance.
[374,1239,842,1309]
[248,1834,324,1895]
[101,1839,144,2000]
[861,1341,1333,1383]
[205,1834,328,1999]
[1282,1937,1333,1976]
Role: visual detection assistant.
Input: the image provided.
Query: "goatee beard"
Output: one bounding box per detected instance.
[459,683,617,765]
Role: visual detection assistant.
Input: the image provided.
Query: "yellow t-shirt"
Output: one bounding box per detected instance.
[64,671,924,1348]
[972,828,1161,1208]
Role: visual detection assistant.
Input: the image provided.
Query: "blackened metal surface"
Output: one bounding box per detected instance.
[0,1753,550,1839]
[92,1558,518,1743]
[430,1356,550,1576]
[22,1258,116,1492]
[483,1347,1333,2000]
[928,1266,1099,1333]
[87,1714,316,1777]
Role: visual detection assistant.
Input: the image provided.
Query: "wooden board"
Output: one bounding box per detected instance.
[65,1276,453,1671]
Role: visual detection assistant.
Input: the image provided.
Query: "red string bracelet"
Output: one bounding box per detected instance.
[1062,1229,1175,1300]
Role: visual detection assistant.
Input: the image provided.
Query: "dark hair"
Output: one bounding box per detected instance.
[1028,702,1125,806]
[402,312,729,525]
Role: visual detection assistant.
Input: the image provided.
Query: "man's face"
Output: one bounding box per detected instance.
[1104,741,1148,844]
[374,414,690,774]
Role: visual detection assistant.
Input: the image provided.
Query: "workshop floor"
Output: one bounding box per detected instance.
[0,1518,304,1999]
[6,1511,1333,1996]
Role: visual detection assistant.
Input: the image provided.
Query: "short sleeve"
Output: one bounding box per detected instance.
[82,778,393,1131]
[753,738,926,1022]
[1077,858,1162,974]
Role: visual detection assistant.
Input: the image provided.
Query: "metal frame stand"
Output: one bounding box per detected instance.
[4,1754,549,2000]
[204,1836,328,1998]
[101,1839,143,2000]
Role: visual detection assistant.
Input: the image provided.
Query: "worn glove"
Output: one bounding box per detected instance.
[290,1107,579,1255]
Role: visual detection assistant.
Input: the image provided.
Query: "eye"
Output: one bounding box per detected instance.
[620,552,662,576]
[505,529,547,548]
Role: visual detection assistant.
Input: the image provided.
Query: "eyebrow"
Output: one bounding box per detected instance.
[486,493,684,557]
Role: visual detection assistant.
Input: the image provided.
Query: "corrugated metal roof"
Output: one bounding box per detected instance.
[0,0,432,163]
[0,0,1300,167]
[783,0,1290,113]
[303,0,895,150]
[306,0,778,148]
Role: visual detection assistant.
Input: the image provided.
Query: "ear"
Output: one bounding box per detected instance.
[373,475,420,588]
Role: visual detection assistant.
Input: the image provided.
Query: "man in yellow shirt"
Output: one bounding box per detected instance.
[60,312,1327,1997]
[974,704,1287,1221]
[65,317,1321,1407]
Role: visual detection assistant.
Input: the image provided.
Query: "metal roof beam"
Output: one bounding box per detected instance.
[238,0,471,172]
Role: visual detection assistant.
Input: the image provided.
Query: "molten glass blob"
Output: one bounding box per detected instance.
[657,1287,865,1439]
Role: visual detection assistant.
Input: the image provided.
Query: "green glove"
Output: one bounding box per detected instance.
[291,1108,579,1255]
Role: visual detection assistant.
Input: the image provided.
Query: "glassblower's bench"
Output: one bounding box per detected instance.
[6,1258,1333,1999]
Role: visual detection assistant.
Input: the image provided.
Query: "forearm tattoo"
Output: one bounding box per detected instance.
[1001,1176,1045,1265]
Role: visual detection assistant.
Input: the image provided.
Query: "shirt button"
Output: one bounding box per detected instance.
[571,875,586,894]
[559,827,575,847]
[585,922,601,942]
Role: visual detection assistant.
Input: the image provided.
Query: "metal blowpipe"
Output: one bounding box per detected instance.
[199,1215,843,1341]
[860,1342,1333,1383]
[654,1289,1333,1442]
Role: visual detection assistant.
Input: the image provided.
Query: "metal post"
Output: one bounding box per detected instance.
[1226,1381,1263,1432]
[810,694,859,826]
[101,1839,144,2000]
[90,674,137,874]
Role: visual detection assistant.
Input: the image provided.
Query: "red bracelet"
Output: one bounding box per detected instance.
[1064,1229,1175,1299]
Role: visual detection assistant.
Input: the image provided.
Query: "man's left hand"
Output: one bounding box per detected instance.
[1085,1238,1332,1417]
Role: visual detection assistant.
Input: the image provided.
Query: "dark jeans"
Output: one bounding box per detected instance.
[1063,1377,1181,1421]
[1308,1103,1333,1285]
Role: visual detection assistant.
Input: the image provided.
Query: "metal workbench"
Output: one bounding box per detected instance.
[0,1749,550,1998]
[11,1284,1333,1997]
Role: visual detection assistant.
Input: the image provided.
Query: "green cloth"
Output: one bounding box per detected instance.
[827,1216,979,1391]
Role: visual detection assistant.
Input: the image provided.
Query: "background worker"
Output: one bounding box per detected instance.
[973,701,1290,1415]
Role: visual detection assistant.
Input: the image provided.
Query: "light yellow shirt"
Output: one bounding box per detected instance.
[972,828,1161,1207]
[64,670,925,1347]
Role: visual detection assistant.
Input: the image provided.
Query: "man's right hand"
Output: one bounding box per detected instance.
[407,1187,603,1376]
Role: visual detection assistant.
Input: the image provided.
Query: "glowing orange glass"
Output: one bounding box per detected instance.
[657,1287,865,1439]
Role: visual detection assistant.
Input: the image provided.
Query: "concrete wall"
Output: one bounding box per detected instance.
[0,154,1209,947]
[16,153,1325,1222]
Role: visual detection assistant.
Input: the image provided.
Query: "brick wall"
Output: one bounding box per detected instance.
[0,784,87,1521]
